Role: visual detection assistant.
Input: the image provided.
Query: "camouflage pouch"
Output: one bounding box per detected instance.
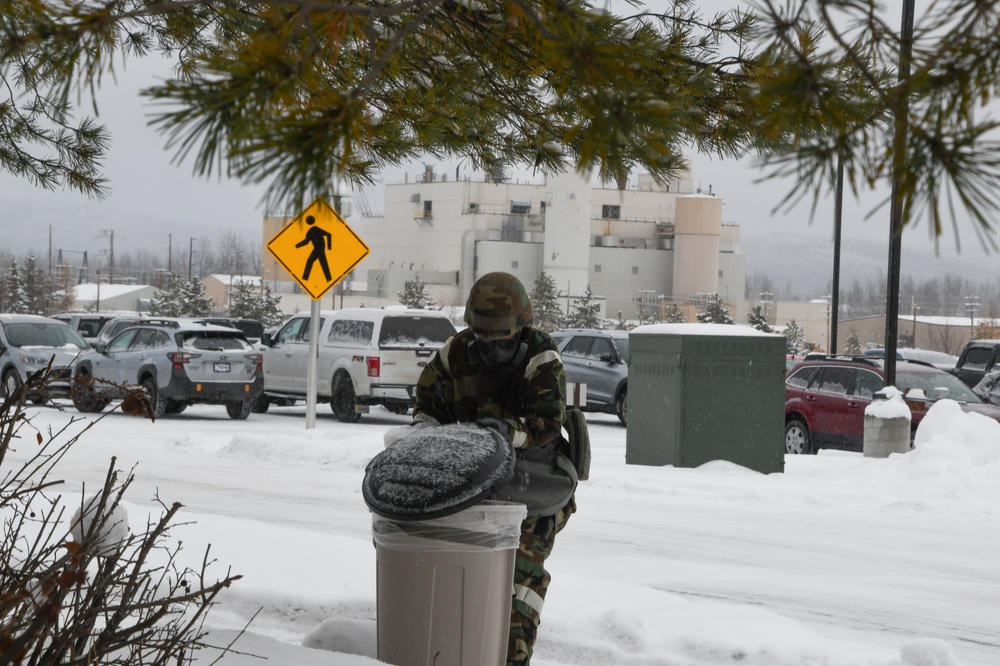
[562,407,591,482]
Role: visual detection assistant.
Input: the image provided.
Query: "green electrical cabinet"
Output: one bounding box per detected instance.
[626,324,786,474]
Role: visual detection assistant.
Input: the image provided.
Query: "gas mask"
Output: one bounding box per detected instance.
[470,331,526,370]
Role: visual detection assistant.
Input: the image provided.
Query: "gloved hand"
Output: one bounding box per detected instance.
[383,420,436,448]
[476,417,510,441]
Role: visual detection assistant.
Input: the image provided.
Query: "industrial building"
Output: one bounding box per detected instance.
[261,164,747,322]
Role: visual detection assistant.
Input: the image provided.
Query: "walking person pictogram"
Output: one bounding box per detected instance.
[296,215,333,282]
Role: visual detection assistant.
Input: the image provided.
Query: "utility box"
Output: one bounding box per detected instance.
[626,324,786,474]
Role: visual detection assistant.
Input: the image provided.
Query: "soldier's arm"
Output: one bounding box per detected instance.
[413,339,456,425]
[507,340,566,450]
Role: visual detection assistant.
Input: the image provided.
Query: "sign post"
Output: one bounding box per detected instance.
[267,197,369,428]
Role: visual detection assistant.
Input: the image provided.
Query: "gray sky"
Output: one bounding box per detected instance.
[3,4,998,297]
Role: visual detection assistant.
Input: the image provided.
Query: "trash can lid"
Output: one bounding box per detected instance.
[362,423,516,521]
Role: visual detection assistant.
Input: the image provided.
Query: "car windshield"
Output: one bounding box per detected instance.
[896,368,981,403]
[178,332,252,352]
[3,322,88,350]
[378,317,455,347]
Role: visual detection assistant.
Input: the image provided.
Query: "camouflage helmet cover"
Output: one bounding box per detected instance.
[464,272,534,339]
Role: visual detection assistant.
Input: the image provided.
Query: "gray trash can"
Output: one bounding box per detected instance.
[373,500,527,666]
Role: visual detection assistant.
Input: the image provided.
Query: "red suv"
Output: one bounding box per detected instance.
[784,356,1000,454]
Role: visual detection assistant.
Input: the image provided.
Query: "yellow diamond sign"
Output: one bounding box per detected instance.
[267,197,369,300]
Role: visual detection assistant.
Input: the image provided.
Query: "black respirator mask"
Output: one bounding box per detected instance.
[470,331,526,370]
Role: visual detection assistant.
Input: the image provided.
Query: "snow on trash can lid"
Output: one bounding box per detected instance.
[362,423,516,521]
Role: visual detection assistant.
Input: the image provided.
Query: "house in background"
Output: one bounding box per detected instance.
[203,274,263,312]
[71,283,159,313]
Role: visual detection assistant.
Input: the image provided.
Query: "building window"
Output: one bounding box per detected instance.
[468,202,479,213]
[511,261,519,269]
[423,200,433,217]
[602,205,621,219]
[510,200,531,215]
[594,265,602,273]
[540,201,546,215]
[719,270,723,278]
[632,266,639,275]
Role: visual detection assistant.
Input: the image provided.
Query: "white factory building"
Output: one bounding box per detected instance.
[262,163,746,322]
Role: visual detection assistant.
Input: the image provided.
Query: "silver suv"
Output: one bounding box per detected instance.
[257,308,456,421]
[550,328,630,424]
[70,319,263,419]
[0,314,89,404]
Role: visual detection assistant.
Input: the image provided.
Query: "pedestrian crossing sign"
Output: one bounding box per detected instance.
[267,197,369,300]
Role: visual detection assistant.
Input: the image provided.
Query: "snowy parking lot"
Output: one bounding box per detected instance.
[8,400,1000,666]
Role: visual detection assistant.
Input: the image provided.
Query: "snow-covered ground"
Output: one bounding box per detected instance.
[8,399,999,666]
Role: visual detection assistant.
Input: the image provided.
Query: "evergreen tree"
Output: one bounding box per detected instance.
[19,255,50,315]
[150,277,212,317]
[783,319,805,353]
[638,304,658,326]
[845,331,863,355]
[696,294,734,324]
[566,285,603,330]
[747,305,773,332]
[0,261,23,313]
[662,302,688,324]
[614,311,630,331]
[398,275,435,309]
[227,281,284,326]
[529,272,565,332]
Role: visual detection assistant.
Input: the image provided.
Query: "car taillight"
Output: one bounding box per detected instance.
[245,353,263,370]
[168,351,201,369]
[366,357,380,377]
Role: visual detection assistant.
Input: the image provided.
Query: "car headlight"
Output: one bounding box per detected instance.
[18,353,52,366]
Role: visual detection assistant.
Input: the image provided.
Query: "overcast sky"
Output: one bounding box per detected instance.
[3,2,998,297]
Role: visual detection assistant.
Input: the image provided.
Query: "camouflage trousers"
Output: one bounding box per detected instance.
[506,497,576,666]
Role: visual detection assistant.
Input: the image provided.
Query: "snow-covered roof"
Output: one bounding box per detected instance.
[632,322,783,337]
[210,274,262,286]
[73,283,155,301]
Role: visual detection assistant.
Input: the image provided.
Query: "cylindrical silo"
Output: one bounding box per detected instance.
[543,170,592,301]
[671,195,722,300]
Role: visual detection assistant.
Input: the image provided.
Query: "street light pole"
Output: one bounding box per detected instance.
[188,237,196,281]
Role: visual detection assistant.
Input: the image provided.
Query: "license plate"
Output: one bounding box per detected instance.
[214,362,231,373]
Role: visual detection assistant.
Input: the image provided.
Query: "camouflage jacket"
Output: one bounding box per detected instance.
[413,327,566,450]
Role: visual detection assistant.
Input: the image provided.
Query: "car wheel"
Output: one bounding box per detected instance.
[385,403,410,415]
[140,376,166,419]
[226,400,252,420]
[71,371,106,413]
[331,374,362,423]
[29,394,48,406]
[785,419,814,455]
[615,387,628,426]
[164,400,188,415]
[3,369,22,400]
[250,394,270,414]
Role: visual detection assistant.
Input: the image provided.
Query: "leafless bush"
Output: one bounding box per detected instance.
[1,369,243,665]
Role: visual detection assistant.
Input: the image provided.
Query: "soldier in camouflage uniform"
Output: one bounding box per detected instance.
[413,271,575,666]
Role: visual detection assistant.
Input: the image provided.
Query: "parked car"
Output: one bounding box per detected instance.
[49,312,119,347]
[95,315,167,347]
[194,317,266,344]
[257,308,456,420]
[951,339,1000,389]
[550,328,629,424]
[863,347,959,372]
[70,319,263,419]
[784,356,1000,454]
[0,314,90,403]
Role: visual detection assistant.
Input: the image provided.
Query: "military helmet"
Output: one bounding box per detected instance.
[464,272,534,340]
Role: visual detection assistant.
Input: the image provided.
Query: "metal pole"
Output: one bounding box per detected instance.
[188,237,196,281]
[830,157,844,355]
[305,298,319,430]
[883,0,915,387]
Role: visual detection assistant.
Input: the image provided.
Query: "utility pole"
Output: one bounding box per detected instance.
[101,229,114,284]
[965,296,979,335]
[188,237,196,281]
[760,291,773,324]
[168,234,173,274]
[911,297,920,348]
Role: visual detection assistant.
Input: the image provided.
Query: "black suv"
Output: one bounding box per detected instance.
[952,339,1000,389]
[550,329,629,424]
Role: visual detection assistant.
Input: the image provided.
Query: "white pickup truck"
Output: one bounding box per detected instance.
[255,308,457,421]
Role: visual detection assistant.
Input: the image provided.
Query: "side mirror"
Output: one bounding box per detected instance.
[599,353,614,363]
[95,343,108,354]
[260,332,273,347]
